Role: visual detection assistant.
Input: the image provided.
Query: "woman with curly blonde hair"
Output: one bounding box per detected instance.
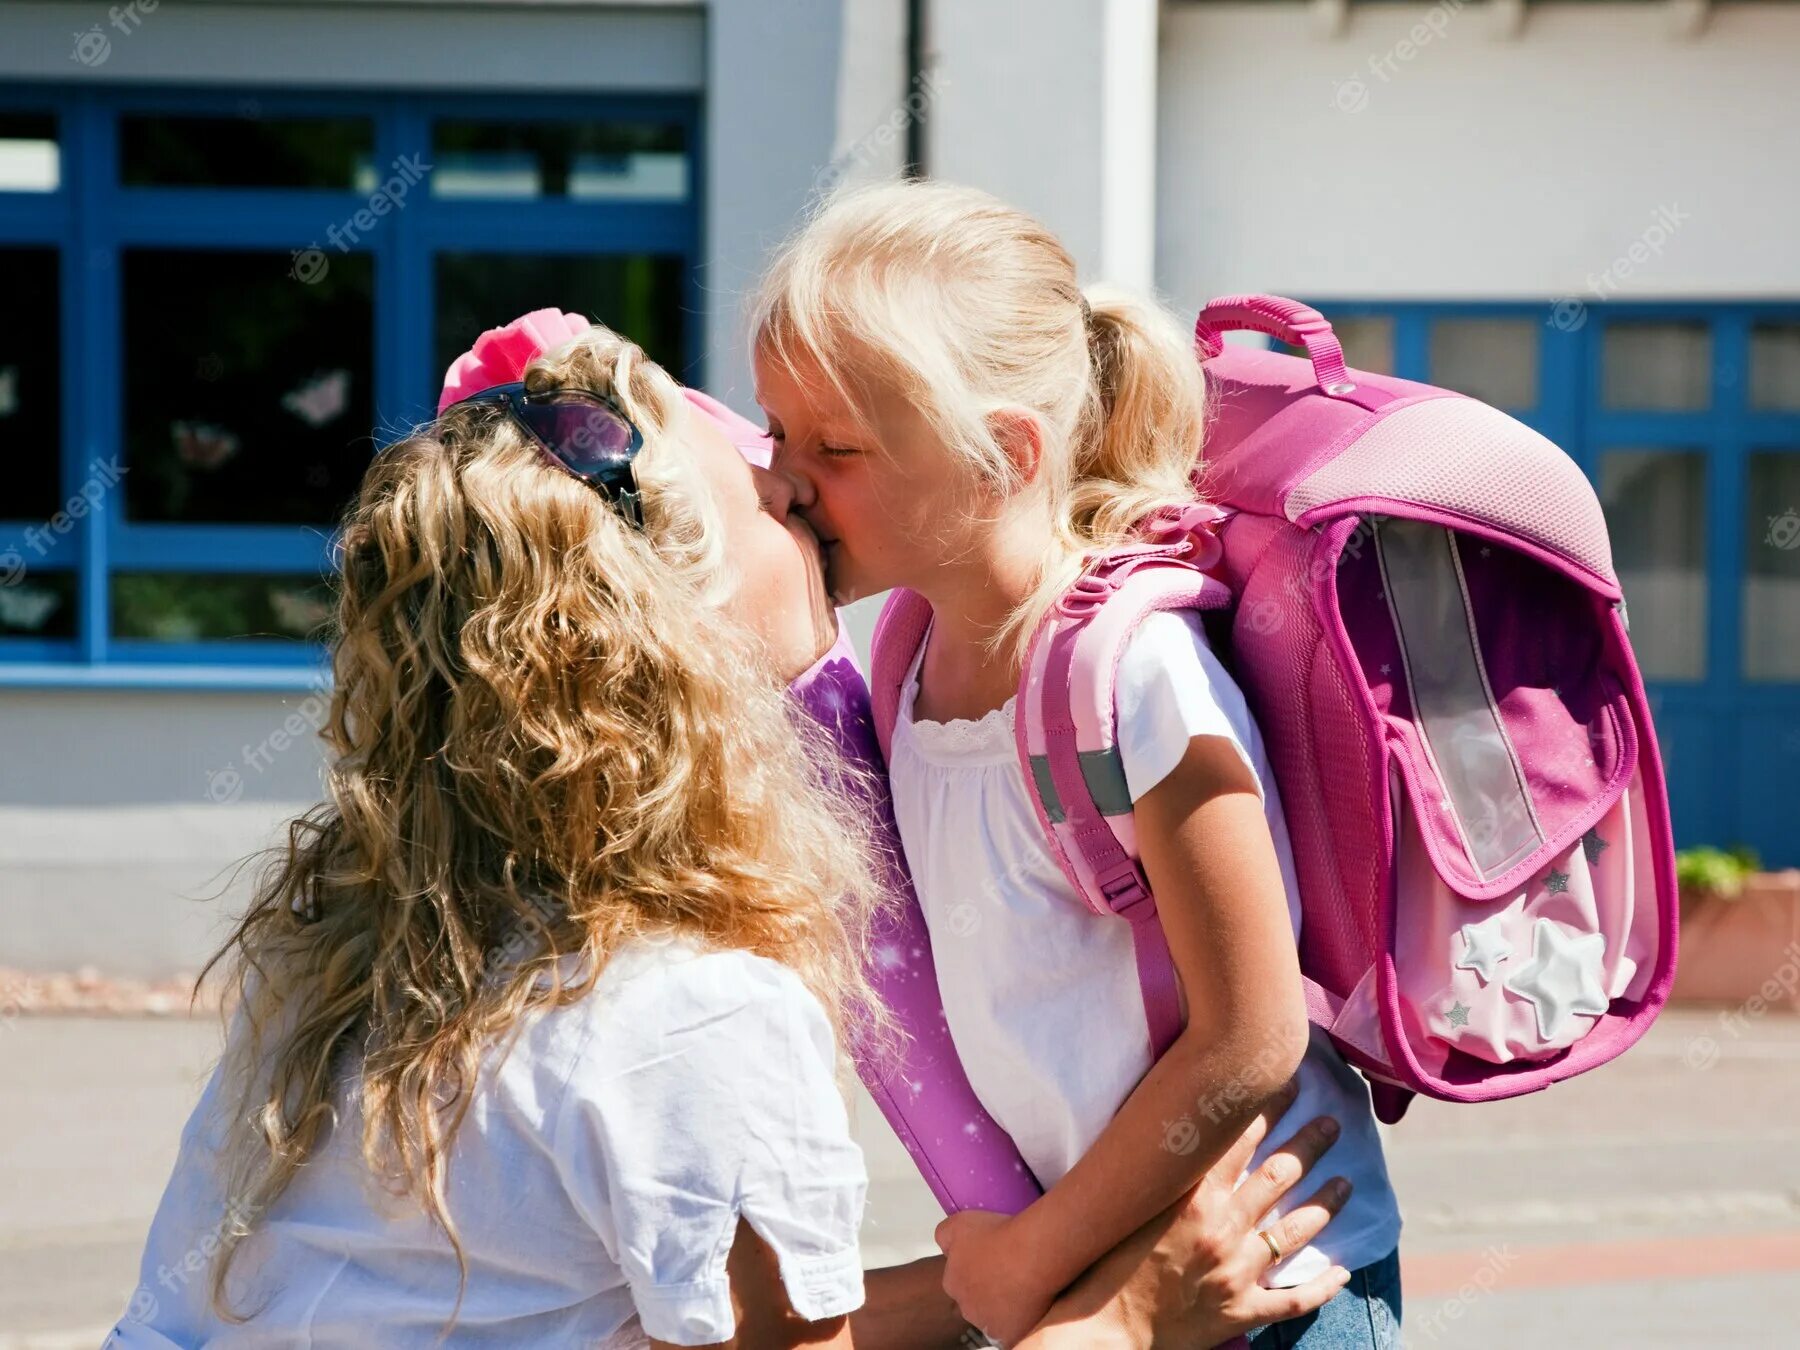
[112,312,1349,1350]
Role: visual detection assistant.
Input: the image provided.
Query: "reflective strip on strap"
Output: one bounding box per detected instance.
[1030,748,1134,823]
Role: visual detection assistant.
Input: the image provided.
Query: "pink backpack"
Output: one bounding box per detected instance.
[871,294,1678,1122]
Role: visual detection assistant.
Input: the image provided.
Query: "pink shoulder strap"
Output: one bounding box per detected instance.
[1016,549,1231,1059]
[870,587,935,761]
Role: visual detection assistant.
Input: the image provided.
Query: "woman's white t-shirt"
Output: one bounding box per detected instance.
[888,610,1402,1286]
[110,940,867,1347]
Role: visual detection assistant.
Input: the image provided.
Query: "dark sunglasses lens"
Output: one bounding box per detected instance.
[518,398,637,476]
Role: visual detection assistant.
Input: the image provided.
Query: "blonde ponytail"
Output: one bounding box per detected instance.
[754,180,1211,663]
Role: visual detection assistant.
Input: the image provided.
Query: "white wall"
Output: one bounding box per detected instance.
[928,0,1160,288]
[1157,0,1800,311]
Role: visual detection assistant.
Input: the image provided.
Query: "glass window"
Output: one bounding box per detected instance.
[0,114,59,192]
[112,573,334,642]
[0,571,77,638]
[1750,323,1800,412]
[1332,316,1394,376]
[1276,316,1392,377]
[432,121,689,201]
[1600,449,1707,681]
[120,115,374,190]
[1745,453,1800,682]
[1430,318,1538,410]
[122,249,375,525]
[436,253,688,383]
[1602,321,1711,411]
[0,247,63,521]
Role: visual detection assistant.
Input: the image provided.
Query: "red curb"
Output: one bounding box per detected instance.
[1404,1230,1800,1299]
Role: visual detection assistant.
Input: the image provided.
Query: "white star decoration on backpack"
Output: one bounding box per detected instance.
[1455,915,1514,984]
[1504,918,1609,1042]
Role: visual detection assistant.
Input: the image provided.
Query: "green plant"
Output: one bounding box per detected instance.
[1675,845,1762,900]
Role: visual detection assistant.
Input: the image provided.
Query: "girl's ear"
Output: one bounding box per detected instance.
[987,407,1046,487]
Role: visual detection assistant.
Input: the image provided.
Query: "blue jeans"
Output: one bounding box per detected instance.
[1245,1248,1402,1349]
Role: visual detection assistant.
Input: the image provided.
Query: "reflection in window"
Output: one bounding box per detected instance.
[436,253,688,383]
[1602,322,1711,411]
[122,249,374,525]
[0,248,63,520]
[1276,316,1393,377]
[0,114,59,192]
[0,571,76,638]
[112,573,334,642]
[1600,450,1706,681]
[1751,324,1800,412]
[1430,318,1538,410]
[1745,454,1800,682]
[120,115,374,189]
[432,121,688,201]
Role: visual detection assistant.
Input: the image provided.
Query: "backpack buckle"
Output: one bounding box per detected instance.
[1056,571,1116,618]
[1096,859,1156,922]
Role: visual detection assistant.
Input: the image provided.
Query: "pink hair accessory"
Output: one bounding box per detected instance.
[681,388,775,468]
[436,307,594,413]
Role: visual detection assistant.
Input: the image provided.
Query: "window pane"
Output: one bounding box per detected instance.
[122,249,374,525]
[0,572,76,639]
[1277,316,1392,377]
[1333,316,1393,376]
[0,247,62,520]
[1745,453,1800,682]
[120,115,374,189]
[112,573,333,642]
[432,121,689,201]
[436,254,688,383]
[1602,322,1711,411]
[0,114,59,192]
[1750,324,1800,412]
[1600,450,1706,681]
[1430,318,1538,410]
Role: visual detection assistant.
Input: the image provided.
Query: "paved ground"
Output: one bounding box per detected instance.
[3,1004,1796,1346]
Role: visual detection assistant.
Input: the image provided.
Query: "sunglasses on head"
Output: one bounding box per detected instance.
[452,380,646,528]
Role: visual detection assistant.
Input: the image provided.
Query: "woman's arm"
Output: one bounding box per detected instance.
[1020,1109,1353,1350]
[939,736,1311,1342]
[651,1230,963,1350]
[664,1099,1351,1350]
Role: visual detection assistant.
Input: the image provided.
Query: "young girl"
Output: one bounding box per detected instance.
[752,182,1404,1348]
[108,314,1349,1349]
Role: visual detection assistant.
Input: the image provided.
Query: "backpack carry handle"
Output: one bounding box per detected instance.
[1194,294,1356,396]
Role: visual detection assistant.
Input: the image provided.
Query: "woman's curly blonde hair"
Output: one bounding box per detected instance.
[198,324,887,1323]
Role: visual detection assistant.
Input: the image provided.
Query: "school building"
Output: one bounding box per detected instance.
[1,0,1796,977]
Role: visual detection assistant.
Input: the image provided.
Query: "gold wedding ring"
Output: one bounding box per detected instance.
[1257,1228,1284,1264]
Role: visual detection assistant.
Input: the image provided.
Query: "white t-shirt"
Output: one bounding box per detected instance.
[889,610,1402,1287]
[109,940,867,1348]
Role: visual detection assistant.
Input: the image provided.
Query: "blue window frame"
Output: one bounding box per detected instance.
[1307,301,1800,866]
[0,85,702,690]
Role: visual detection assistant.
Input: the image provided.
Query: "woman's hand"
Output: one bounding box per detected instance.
[1019,1094,1353,1349]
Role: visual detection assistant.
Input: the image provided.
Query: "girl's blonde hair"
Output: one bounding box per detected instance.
[199,324,886,1324]
[753,178,1208,659]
